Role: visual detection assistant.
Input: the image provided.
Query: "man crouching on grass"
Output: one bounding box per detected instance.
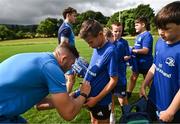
[0,43,91,123]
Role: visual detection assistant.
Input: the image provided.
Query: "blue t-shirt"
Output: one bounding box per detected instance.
[118,38,130,60]
[58,22,75,46]
[58,22,75,75]
[113,40,127,86]
[117,38,130,85]
[84,42,118,106]
[148,38,180,111]
[134,31,153,70]
[0,53,66,116]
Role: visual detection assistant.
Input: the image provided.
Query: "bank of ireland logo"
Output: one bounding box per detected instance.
[165,57,175,67]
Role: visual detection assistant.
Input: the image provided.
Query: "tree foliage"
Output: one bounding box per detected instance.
[107,4,155,35]
[0,25,9,40]
[0,25,16,40]
[73,10,109,35]
[36,18,59,37]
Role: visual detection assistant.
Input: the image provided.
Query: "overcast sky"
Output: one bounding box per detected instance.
[0,0,176,25]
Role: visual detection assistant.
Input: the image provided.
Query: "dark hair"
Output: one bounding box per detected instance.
[155,1,180,29]
[56,42,79,58]
[63,7,77,19]
[135,16,150,31]
[79,19,103,39]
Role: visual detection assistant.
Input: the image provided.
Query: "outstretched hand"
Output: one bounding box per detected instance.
[80,80,91,96]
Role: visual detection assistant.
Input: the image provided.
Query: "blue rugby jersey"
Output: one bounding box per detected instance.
[0,53,66,116]
[84,42,118,105]
[58,22,75,46]
[117,38,130,85]
[134,31,153,70]
[113,40,127,86]
[148,38,180,111]
[118,38,130,60]
[58,22,75,75]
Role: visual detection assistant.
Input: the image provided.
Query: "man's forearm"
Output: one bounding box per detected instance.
[36,97,54,110]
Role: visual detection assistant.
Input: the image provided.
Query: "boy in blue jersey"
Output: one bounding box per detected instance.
[79,19,118,124]
[0,43,91,123]
[140,1,180,123]
[58,7,77,93]
[109,22,130,124]
[127,16,153,98]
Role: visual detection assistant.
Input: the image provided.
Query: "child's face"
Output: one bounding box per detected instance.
[84,31,104,48]
[135,22,145,33]
[158,23,180,43]
[111,25,122,41]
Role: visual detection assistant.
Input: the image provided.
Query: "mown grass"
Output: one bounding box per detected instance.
[0,36,158,123]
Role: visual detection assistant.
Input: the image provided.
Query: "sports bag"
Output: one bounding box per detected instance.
[119,97,152,124]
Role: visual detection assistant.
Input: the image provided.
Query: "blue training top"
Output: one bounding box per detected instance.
[84,42,118,106]
[148,38,180,111]
[0,53,66,117]
[134,31,153,70]
[58,22,75,75]
[117,38,130,85]
[118,38,130,61]
[113,40,127,86]
[58,22,75,46]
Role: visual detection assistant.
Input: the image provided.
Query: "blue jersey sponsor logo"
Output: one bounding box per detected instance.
[155,64,172,78]
[165,57,175,67]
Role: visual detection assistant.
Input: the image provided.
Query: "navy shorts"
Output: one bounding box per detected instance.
[88,103,112,120]
[132,61,150,75]
[130,56,152,75]
[0,115,27,123]
[112,85,127,98]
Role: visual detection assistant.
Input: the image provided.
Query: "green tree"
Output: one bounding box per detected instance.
[107,8,135,35]
[0,25,10,40]
[36,18,59,37]
[107,4,155,35]
[16,31,26,39]
[134,4,156,34]
[73,10,109,35]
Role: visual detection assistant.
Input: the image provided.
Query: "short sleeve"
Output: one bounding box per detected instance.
[60,27,71,39]
[142,33,153,49]
[41,61,67,93]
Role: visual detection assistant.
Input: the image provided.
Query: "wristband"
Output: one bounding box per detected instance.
[80,92,88,99]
